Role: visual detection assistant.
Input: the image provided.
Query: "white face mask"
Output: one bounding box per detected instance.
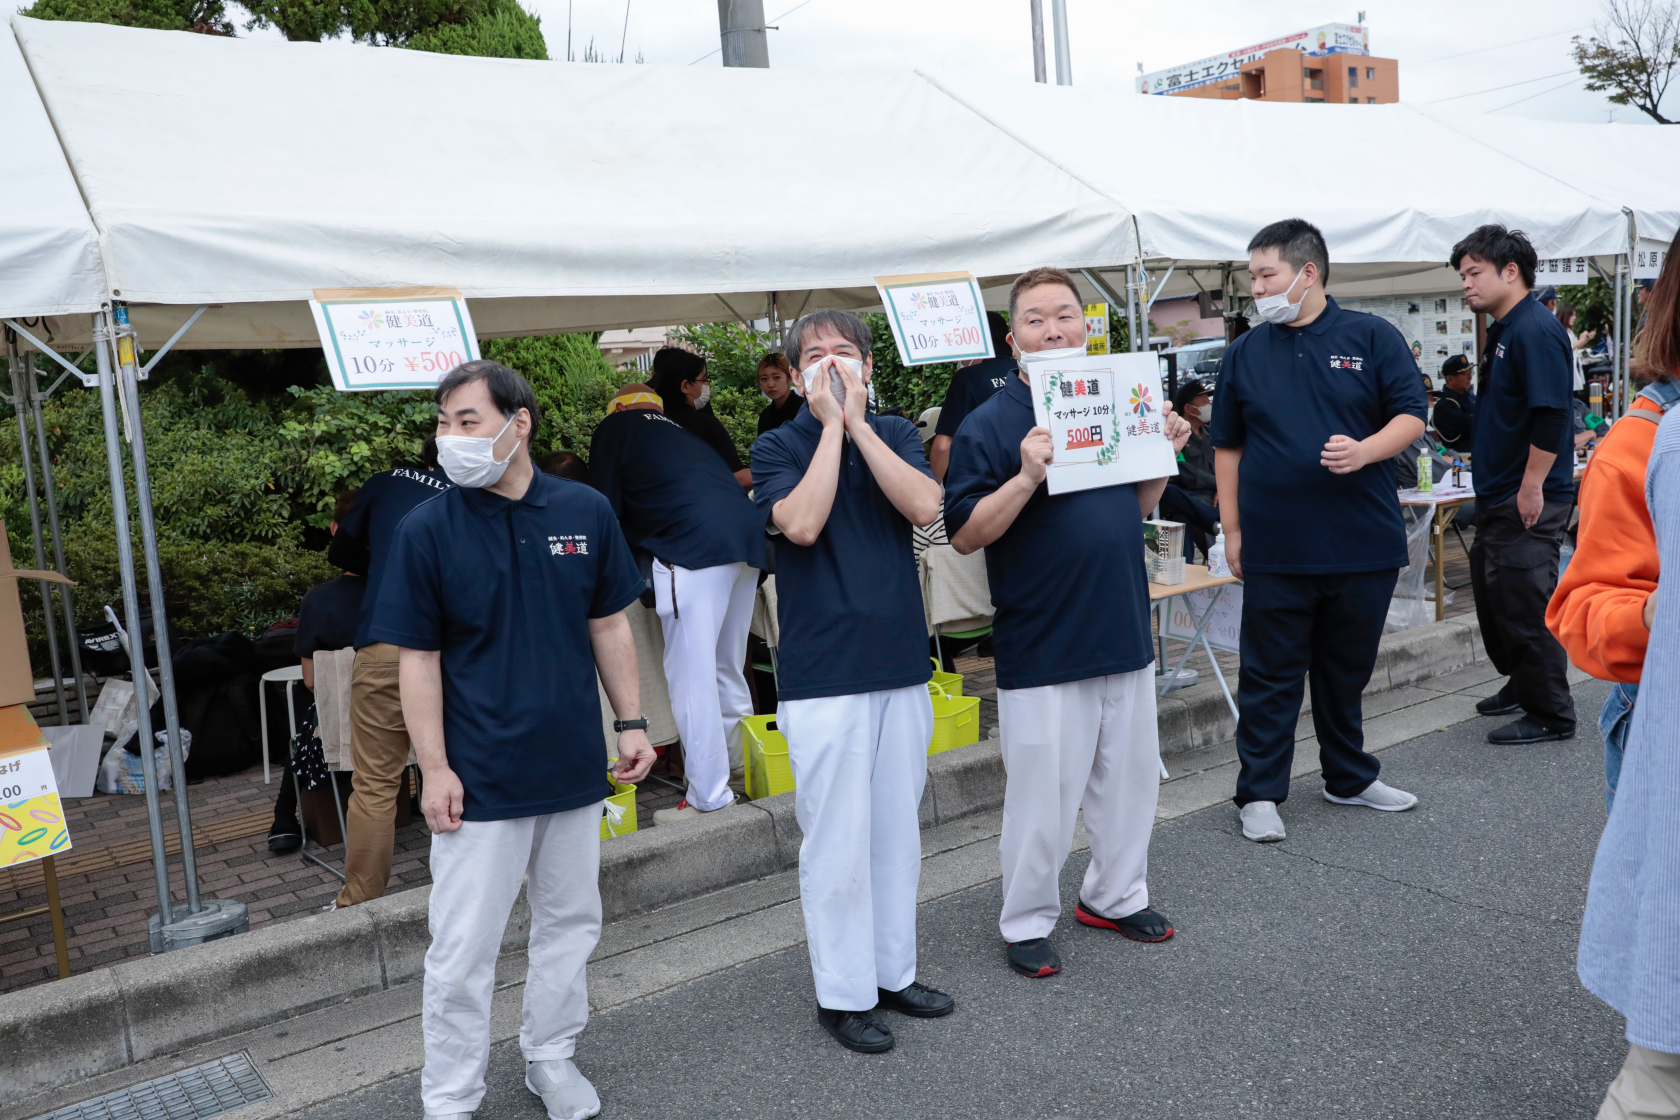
[436,414,519,489]
[1188,403,1211,424]
[802,356,864,411]
[1254,268,1311,326]
[693,382,712,409]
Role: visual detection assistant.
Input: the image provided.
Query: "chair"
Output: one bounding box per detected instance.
[257,664,304,784]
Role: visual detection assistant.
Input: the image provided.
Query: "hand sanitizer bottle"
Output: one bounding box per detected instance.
[1207,524,1228,577]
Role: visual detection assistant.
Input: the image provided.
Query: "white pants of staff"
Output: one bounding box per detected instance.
[420,804,602,1115]
[653,558,757,812]
[779,684,933,1010]
[997,666,1160,944]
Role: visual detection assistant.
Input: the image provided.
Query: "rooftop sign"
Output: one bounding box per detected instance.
[1137,23,1370,95]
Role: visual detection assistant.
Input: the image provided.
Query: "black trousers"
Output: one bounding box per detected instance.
[1234,568,1398,806]
[1470,495,1577,732]
[1158,485,1218,559]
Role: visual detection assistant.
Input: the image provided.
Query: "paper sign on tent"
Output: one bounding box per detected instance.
[310,287,481,392]
[1023,349,1178,495]
[873,271,994,367]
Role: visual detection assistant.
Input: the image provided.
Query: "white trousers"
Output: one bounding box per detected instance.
[420,805,602,1114]
[997,666,1160,943]
[653,559,757,811]
[779,684,933,1010]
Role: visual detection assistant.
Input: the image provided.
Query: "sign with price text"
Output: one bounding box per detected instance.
[1024,349,1178,495]
[310,287,481,392]
[0,747,69,867]
[873,271,994,366]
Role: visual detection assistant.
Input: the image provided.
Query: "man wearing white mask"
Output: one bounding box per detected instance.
[750,309,953,1054]
[1211,219,1427,844]
[368,360,655,1120]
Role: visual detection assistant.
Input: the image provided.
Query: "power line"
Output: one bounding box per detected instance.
[690,0,817,65]
[1425,68,1577,104]
[1489,73,1586,112]
[1410,26,1588,67]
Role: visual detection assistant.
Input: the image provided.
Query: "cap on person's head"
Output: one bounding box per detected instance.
[1421,373,1437,394]
[608,382,663,414]
[1640,278,1657,290]
[915,406,941,445]
[1533,284,1558,305]
[1170,379,1207,414]
[1440,354,1472,379]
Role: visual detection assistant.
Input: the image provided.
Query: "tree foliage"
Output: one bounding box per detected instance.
[22,0,232,34]
[1573,0,1680,123]
[1558,277,1619,337]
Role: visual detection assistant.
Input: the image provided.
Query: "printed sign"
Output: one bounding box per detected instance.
[1161,583,1242,654]
[310,287,480,392]
[1084,303,1110,356]
[0,748,70,867]
[1024,349,1178,495]
[1535,256,1592,280]
[1636,239,1670,281]
[1137,22,1368,95]
[874,271,994,366]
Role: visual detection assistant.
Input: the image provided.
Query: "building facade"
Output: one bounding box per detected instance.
[1138,23,1398,105]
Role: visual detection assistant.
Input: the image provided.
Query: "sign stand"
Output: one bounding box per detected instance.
[0,854,71,979]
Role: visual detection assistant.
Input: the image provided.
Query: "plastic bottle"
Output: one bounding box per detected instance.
[1416,454,1433,492]
[1207,523,1228,577]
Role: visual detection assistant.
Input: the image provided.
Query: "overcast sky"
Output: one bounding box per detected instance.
[517,0,1653,124]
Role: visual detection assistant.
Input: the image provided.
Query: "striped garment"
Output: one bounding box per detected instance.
[1579,406,1680,1053]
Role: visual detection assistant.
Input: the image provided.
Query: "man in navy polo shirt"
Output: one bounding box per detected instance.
[751,309,953,1054]
[1212,218,1427,844]
[1453,224,1579,744]
[368,361,654,1120]
[929,311,1015,480]
[588,382,767,822]
[946,266,1192,981]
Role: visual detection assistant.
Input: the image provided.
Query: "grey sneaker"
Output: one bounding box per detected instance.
[1323,780,1418,812]
[1239,800,1286,842]
[526,1058,601,1120]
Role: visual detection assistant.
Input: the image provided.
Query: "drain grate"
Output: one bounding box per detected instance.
[31,1053,273,1120]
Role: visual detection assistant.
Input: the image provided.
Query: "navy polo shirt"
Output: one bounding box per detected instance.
[588,408,767,571]
[750,409,933,701]
[328,466,455,650]
[365,472,644,822]
[1209,296,1426,574]
[1472,295,1576,506]
[935,356,1016,438]
[945,373,1155,690]
[294,575,364,659]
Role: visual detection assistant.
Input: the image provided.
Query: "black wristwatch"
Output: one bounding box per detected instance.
[613,717,649,733]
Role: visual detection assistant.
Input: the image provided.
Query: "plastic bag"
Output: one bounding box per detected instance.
[1385,503,1437,633]
[95,726,194,794]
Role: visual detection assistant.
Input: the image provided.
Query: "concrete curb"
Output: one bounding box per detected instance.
[0,618,1481,1107]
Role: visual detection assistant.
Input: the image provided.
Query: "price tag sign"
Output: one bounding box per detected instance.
[1636,238,1670,281]
[874,271,994,366]
[0,748,70,866]
[1084,303,1110,355]
[1160,584,1243,653]
[1024,349,1179,495]
[310,287,480,392]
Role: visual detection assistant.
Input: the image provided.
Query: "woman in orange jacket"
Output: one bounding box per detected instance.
[1547,252,1680,809]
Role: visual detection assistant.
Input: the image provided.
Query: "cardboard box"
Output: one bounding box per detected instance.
[0,521,74,709]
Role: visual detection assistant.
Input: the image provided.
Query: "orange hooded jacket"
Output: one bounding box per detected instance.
[1545,395,1664,683]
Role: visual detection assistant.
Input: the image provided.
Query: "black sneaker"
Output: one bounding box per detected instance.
[1487,717,1575,745]
[876,980,954,1018]
[1075,899,1175,942]
[267,820,302,854]
[1006,937,1061,978]
[1476,686,1522,717]
[816,1006,894,1053]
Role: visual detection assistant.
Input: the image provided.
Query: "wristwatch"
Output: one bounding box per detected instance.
[613,717,649,733]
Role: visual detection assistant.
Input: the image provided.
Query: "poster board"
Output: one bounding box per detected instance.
[0,747,70,867]
[1636,239,1671,281]
[1339,293,1477,382]
[1160,583,1243,654]
[310,286,480,392]
[1023,349,1179,495]
[1084,303,1110,355]
[873,271,994,366]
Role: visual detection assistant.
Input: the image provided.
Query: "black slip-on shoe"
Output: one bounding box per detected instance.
[1487,717,1576,745]
[1075,900,1175,942]
[1006,937,1062,978]
[267,821,302,854]
[876,980,954,1018]
[816,1006,894,1053]
[1476,687,1522,717]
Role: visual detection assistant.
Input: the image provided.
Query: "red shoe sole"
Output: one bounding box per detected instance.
[1075,904,1175,942]
[1008,961,1060,978]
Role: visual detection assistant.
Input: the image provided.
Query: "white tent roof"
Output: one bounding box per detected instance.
[10,15,1134,349]
[0,22,105,320]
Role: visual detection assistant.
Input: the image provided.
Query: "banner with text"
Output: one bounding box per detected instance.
[1024,349,1178,495]
[1161,583,1243,654]
[1084,303,1110,356]
[311,287,480,392]
[0,748,70,867]
[874,271,994,366]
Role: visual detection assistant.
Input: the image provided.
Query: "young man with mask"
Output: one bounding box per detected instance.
[1453,224,1578,745]
[945,267,1192,980]
[588,383,767,823]
[750,309,952,1054]
[368,360,655,1120]
[1212,218,1427,844]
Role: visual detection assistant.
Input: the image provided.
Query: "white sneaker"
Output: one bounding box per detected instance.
[320,900,339,913]
[1239,800,1287,842]
[526,1058,601,1120]
[651,796,734,826]
[1323,779,1418,812]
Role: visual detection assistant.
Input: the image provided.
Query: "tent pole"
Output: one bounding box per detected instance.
[29,353,88,722]
[93,310,173,928]
[1614,254,1629,420]
[6,342,68,726]
[112,303,201,915]
[1125,264,1139,352]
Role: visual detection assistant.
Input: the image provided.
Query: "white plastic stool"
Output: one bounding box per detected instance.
[258,664,305,784]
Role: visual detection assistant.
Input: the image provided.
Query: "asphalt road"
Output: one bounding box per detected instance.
[299,679,1625,1120]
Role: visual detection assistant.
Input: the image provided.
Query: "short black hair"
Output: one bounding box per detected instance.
[1247,218,1330,285]
[540,450,590,483]
[986,310,1011,356]
[647,347,706,410]
[1450,224,1537,289]
[417,434,440,470]
[435,359,541,443]
[333,488,359,522]
[784,310,872,370]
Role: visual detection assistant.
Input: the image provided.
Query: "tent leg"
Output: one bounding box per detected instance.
[112,304,201,915]
[1125,264,1140,352]
[93,311,173,930]
[6,341,66,725]
[30,355,89,722]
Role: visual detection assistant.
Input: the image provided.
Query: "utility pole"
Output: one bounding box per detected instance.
[1029,0,1047,83]
[717,0,770,68]
[1051,0,1071,85]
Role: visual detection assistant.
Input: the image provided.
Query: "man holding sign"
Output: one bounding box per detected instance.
[946,267,1192,980]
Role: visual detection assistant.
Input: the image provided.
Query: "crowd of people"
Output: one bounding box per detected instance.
[246,214,1680,1120]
